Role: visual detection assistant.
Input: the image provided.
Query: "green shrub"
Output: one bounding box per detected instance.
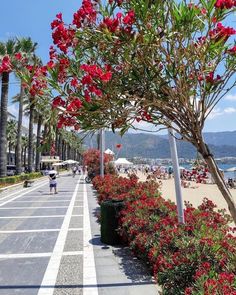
[0,172,43,186]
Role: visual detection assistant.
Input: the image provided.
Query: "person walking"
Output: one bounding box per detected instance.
[72,166,77,177]
[48,167,58,194]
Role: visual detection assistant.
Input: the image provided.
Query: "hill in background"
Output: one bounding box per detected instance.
[82,131,236,159]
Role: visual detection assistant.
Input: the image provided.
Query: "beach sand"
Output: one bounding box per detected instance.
[120,172,236,215]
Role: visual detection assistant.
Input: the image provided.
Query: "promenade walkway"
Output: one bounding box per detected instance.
[0,174,159,295]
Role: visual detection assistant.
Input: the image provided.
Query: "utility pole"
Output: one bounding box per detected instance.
[100,129,105,177]
[168,128,185,224]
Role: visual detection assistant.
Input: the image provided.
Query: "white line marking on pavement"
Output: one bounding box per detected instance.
[83,180,98,295]
[0,229,61,234]
[0,251,83,259]
[37,176,81,295]
[0,214,83,219]
[0,206,83,209]
[0,228,83,233]
[63,251,83,256]
[12,200,71,203]
[0,181,48,207]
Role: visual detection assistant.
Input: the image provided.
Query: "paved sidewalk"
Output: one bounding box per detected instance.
[0,174,160,294]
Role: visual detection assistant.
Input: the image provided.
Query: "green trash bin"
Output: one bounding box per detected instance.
[100,200,124,245]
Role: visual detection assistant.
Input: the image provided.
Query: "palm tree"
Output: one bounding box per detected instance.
[0,38,19,177]
[25,55,42,173]
[34,96,51,171]
[21,135,28,169]
[6,120,17,165]
[14,37,37,174]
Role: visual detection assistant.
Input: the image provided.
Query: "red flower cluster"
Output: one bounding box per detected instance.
[99,9,135,34]
[66,98,82,113]
[209,23,236,43]
[22,65,48,97]
[123,10,135,26]
[108,0,123,6]
[73,0,97,28]
[215,0,236,9]
[51,13,76,53]
[57,115,78,129]
[205,71,221,84]
[80,64,112,83]
[0,56,12,73]
[52,96,66,109]
[227,45,236,54]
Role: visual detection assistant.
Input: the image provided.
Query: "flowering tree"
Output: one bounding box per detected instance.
[47,0,236,222]
[83,148,114,175]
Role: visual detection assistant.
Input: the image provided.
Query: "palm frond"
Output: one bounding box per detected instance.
[5,38,17,55]
[0,42,6,56]
[17,37,38,54]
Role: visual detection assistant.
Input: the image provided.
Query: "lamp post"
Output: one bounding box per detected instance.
[100,129,105,177]
[168,128,185,224]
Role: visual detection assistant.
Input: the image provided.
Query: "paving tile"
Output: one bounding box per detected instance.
[63,230,83,252]
[0,257,49,295]
[69,216,83,228]
[0,231,58,254]
[54,255,83,295]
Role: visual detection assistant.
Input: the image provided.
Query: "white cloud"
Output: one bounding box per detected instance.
[224,107,236,114]
[207,107,236,120]
[225,93,236,101]
[207,108,223,119]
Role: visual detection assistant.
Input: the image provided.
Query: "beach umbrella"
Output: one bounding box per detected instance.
[62,159,78,165]
[52,162,64,166]
[225,167,236,172]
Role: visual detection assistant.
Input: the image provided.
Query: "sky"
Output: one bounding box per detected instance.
[0,0,236,135]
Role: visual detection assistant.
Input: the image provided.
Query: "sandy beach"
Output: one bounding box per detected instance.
[120,172,236,215]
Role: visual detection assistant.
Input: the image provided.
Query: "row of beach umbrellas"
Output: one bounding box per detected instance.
[52,159,78,166]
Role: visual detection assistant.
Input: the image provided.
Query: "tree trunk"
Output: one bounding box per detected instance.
[55,129,59,156]
[35,115,42,172]
[97,132,100,150]
[67,144,70,160]
[27,100,35,173]
[24,146,27,168]
[8,143,11,165]
[58,135,63,160]
[198,140,236,224]
[15,84,24,174]
[0,72,9,177]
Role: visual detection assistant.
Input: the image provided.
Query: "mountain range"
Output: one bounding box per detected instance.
[82,131,236,159]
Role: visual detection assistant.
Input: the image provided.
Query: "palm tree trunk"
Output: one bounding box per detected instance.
[197,140,236,224]
[15,84,24,174]
[8,143,11,165]
[67,144,70,160]
[35,115,42,172]
[55,129,59,155]
[0,72,9,177]
[27,100,35,173]
[24,146,27,168]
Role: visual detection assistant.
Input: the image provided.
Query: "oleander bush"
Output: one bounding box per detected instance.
[93,174,236,294]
